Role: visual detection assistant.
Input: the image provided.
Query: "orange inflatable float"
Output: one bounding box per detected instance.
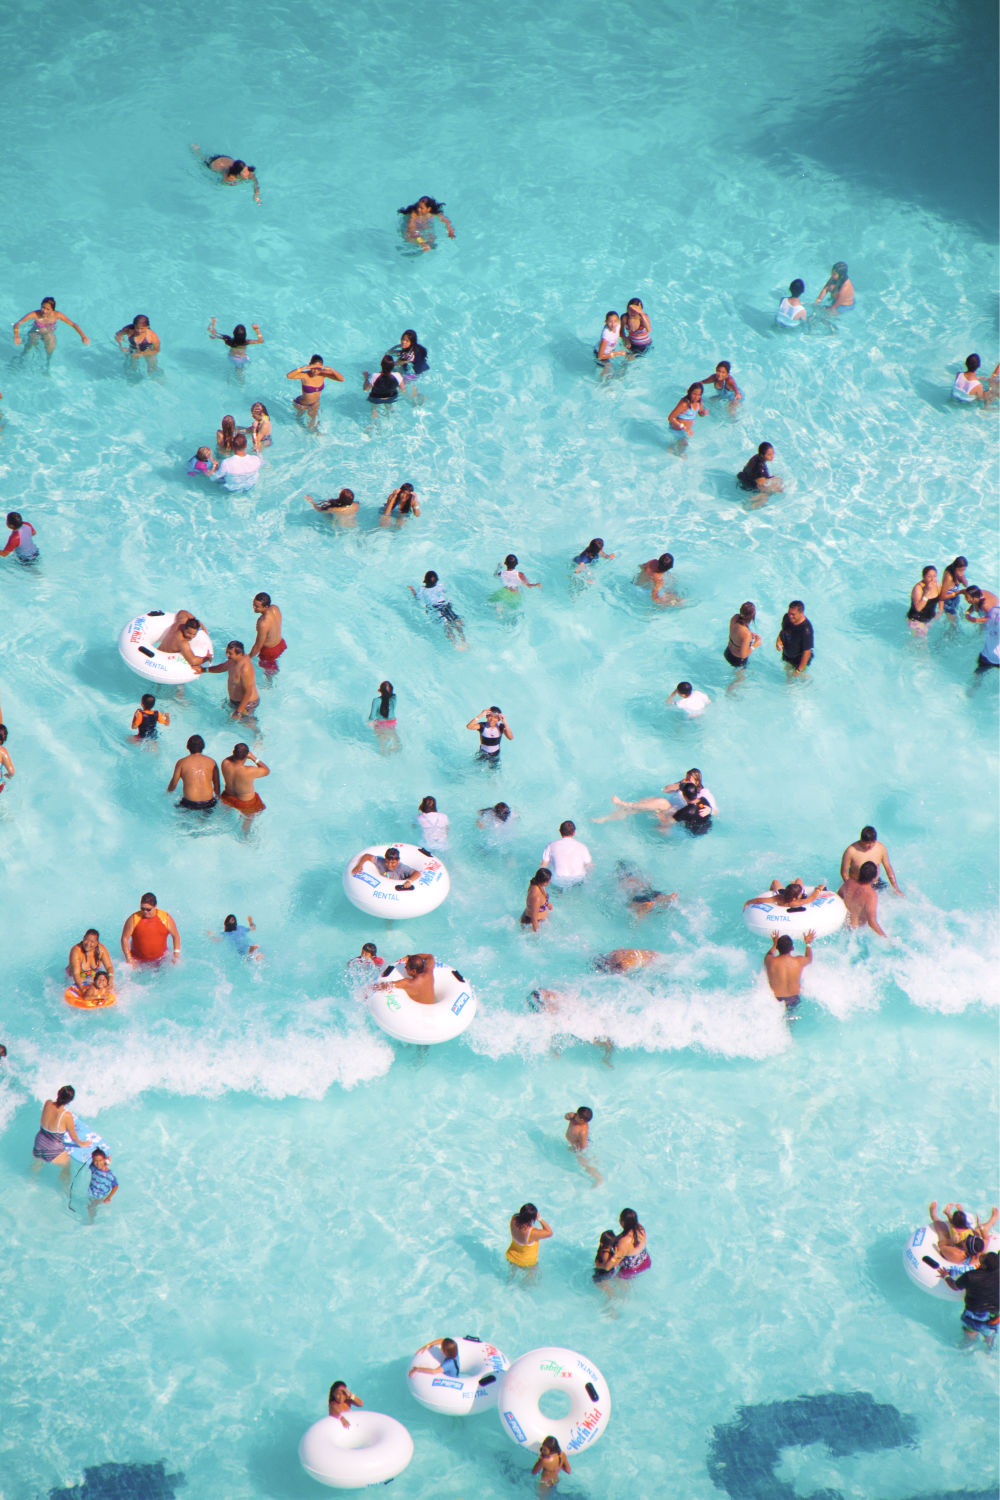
[64,985,117,1010]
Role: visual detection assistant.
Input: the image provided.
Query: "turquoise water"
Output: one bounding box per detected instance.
[1,0,997,1495]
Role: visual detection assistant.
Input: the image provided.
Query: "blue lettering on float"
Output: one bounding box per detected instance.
[502,1411,526,1444]
[430,1377,464,1390]
[451,991,469,1014]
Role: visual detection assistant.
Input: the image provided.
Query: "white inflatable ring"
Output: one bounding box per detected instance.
[367,961,476,1044]
[407,1336,509,1416]
[902,1224,999,1301]
[298,1412,413,1489]
[742,885,846,939]
[343,842,449,919]
[118,610,213,685]
[498,1346,610,1456]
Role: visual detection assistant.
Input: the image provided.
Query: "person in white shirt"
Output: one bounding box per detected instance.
[416,794,449,849]
[776,277,807,328]
[541,821,593,886]
[212,432,262,493]
[667,681,709,717]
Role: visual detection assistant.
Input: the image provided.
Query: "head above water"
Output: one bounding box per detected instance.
[487,801,510,822]
[655,552,674,573]
[232,743,250,761]
[676,682,692,697]
[739,601,756,623]
[860,826,877,844]
[422,570,439,587]
[857,861,878,884]
[419,795,438,813]
[224,915,238,932]
[361,942,378,958]
[559,820,576,837]
[253,592,272,608]
[686,383,704,401]
[187,734,205,754]
[226,641,245,657]
[583,538,604,558]
[775,935,794,955]
[789,278,805,297]
[679,780,698,801]
[514,1203,539,1226]
[964,353,981,373]
[504,553,518,569]
[829,261,848,281]
[56,1085,76,1106]
[404,955,427,975]
[6,512,23,529]
[398,196,445,215]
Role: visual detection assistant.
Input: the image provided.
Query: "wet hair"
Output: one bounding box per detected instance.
[739,601,756,623]
[789,278,805,297]
[860,826,877,842]
[581,538,604,558]
[950,1209,970,1230]
[604,310,618,323]
[376,682,394,718]
[788,599,805,613]
[504,553,518,569]
[655,553,674,572]
[618,1207,642,1242]
[399,197,445,215]
[529,869,552,888]
[361,942,378,957]
[329,1382,349,1403]
[82,928,100,943]
[684,768,703,783]
[514,1203,539,1226]
[758,442,774,458]
[397,483,414,497]
[965,585,984,603]
[921,565,936,580]
[979,1251,999,1272]
[676,682,692,696]
[829,261,848,280]
[252,401,269,418]
[440,1337,459,1360]
[404,955,427,974]
[679,781,698,801]
[219,415,237,448]
[221,324,247,348]
[232,743,250,761]
[0,725,7,746]
[419,795,438,813]
[559,820,576,837]
[187,734,205,753]
[626,297,643,310]
[226,160,254,177]
[422,570,439,587]
[91,1147,108,1164]
[858,861,878,884]
[7,512,23,528]
[576,1106,593,1121]
[180,617,201,634]
[226,640,245,654]
[488,706,502,716]
[775,935,794,955]
[56,1085,76,1106]
[93,970,110,986]
[232,432,248,453]
[196,446,212,461]
[254,592,271,606]
[40,297,56,311]
[309,354,323,365]
[132,314,150,329]
[385,847,401,860]
[716,360,732,373]
[778,882,804,904]
[140,693,155,709]
[596,1228,618,1261]
[686,383,704,401]
[966,1234,986,1256]
[224,915,238,932]
[319,490,355,510]
[141,892,157,906]
[482,801,511,822]
[945,557,968,575]
[539,1437,563,1458]
[379,353,395,376]
[965,353,981,373]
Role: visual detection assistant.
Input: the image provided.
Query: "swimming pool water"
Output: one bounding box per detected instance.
[0,0,997,1495]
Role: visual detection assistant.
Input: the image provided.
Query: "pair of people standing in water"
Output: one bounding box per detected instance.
[594,298,652,369]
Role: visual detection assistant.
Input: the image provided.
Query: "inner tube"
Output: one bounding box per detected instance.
[742,886,847,939]
[498,1346,611,1456]
[343,841,449,919]
[903,1224,999,1301]
[407,1336,509,1416]
[298,1412,414,1489]
[118,610,213,685]
[64,985,117,1010]
[367,961,476,1045]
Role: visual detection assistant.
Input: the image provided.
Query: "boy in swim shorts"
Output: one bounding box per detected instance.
[87,1148,118,1222]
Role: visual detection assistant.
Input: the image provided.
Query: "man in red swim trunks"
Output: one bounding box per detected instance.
[221,742,269,818]
[121,894,181,966]
[249,592,285,673]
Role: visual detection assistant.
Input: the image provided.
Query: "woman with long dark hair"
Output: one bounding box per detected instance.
[610,1207,651,1278]
[398,196,455,251]
[368,680,400,754]
[208,319,263,380]
[392,328,429,396]
[520,868,553,933]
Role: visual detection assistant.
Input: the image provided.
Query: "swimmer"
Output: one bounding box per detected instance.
[114,314,159,368]
[204,641,259,720]
[564,1111,601,1191]
[764,931,815,1016]
[670,794,713,834]
[622,297,652,355]
[776,601,813,673]
[187,447,217,476]
[505,1202,552,1271]
[381,483,419,524]
[166,734,220,811]
[532,1436,571,1490]
[67,929,115,989]
[928,1201,998,1263]
[946,1249,999,1348]
[1,512,38,564]
[593,948,661,973]
[191,147,261,203]
[699,359,742,401]
[593,1229,619,1285]
[594,311,625,369]
[348,941,385,976]
[75,971,114,1006]
[364,354,403,405]
[840,826,902,895]
[249,592,285,673]
[212,432,262,493]
[0,724,14,790]
[907,565,942,627]
[351,847,418,887]
[377,953,436,1006]
[130,693,170,741]
[667,681,709,717]
[391,329,429,394]
[964,585,1000,672]
[409,1337,460,1378]
[368,681,400,754]
[12,297,89,355]
[541,820,593,887]
[220,743,269,820]
[408,570,467,647]
[494,553,541,596]
[595,768,718,826]
[210,914,260,959]
[121,895,181,966]
[207,319,263,380]
[572,537,615,575]
[478,801,512,829]
[416,794,449,848]
[87,1148,119,1220]
[724,602,762,668]
[668,382,707,436]
[609,1206,651,1277]
[635,552,682,605]
[157,613,210,669]
[776,278,807,327]
[737,442,783,498]
[467,705,513,763]
[328,1382,363,1428]
[398,195,455,250]
[837,861,887,937]
[521,868,553,932]
[249,402,271,451]
[217,414,238,453]
[939,556,969,617]
[744,879,827,912]
[286,355,344,429]
[815,261,854,312]
[615,861,677,915]
[308,489,358,525]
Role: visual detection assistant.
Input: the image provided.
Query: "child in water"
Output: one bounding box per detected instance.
[87,1147,118,1222]
[532,1437,571,1489]
[131,693,170,740]
[699,359,742,401]
[187,446,218,475]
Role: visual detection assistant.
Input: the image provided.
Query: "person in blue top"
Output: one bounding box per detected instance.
[409,1337,460,1378]
[87,1148,118,1221]
[572,538,615,575]
[210,914,260,959]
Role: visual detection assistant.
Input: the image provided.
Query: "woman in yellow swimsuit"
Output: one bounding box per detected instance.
[505,1202,552,1270]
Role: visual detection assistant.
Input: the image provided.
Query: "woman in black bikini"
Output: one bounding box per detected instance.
[907,565,942,627]
[114,314,160,370]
